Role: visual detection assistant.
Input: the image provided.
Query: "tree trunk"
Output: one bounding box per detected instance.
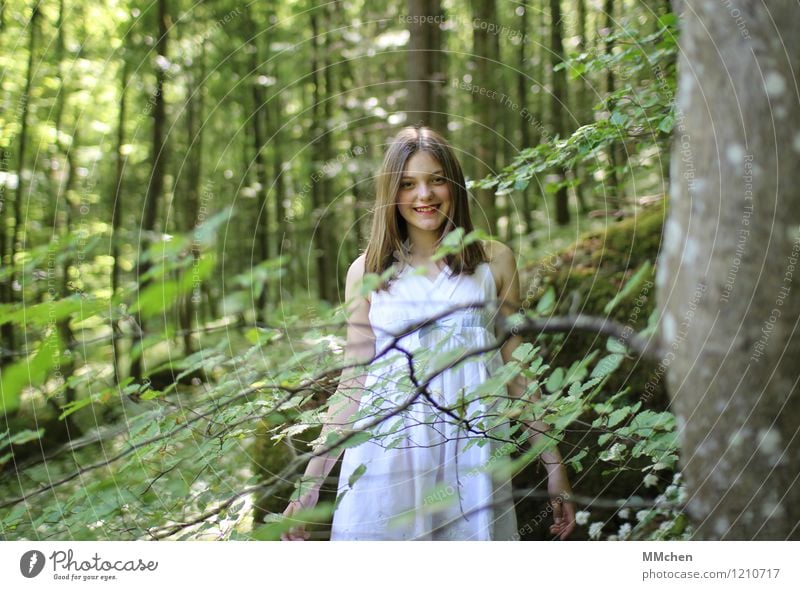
[270,84,287,306]
[0,0,8,363]
[112,56,128,385]
[405,0,447,132]
[131,0,170,381]
[180,33,204,356]
[246,5,271,318]
[321,4,339,302]
[603,0,625,205]
[470,0,499,235]
[572,0,590,213]
[309,7,333,303]
[4,4,40,362]
[659,0,800,539]
[549,0,569,225]
[516,4,534,235]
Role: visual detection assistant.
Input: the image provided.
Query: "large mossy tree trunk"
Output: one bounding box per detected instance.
[659,1,800,539]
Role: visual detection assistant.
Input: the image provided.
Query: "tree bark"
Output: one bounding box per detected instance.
[179,27,205,356]
[3,4,40,362]
[572,0,590,214]
[131,0,170,381]
[111,55,128,384]
[516,4,534,235]
[549,0,569,225]
[405,0,447,133]
[603,0,625,205]
[659,0,800,539]
[245,5,271,318]
[470,0,499,235]
[0,0,9,363]
[309,7,335,304]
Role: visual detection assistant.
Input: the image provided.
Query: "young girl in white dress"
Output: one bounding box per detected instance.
[282,126,576,541]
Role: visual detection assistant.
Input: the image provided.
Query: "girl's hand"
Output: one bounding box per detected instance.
[280,486,320,541]
[547,465,577,540]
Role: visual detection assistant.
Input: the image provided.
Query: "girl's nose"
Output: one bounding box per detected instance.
[417,182,431,198]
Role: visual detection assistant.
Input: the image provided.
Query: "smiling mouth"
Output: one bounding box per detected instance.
[413,205,439,214]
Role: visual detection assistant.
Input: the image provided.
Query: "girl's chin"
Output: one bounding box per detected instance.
[408,222,445,235]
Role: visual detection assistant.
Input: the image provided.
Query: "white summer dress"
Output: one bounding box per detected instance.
[329,260,519,540]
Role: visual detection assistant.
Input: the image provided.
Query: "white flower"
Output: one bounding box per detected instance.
[618,507,630,520]
[658,520,674,532]
[644,473,659,487]
[575,510,590,525]
[588,522,604,539]
[618,522,632,538]
[636,509,651,522]
[602,442,627,461]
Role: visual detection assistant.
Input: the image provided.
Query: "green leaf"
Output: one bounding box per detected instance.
[597,432,614,447]
[251,503,334,541]
[325,430,372,450]
[606,336,628,354]
[0,428,45,465]
[511,342,534,363]
[591,354,624,379]
[130,253,215,317]
[546,398,584,431]
[1,330,62,415]
[536,286,556,315]
[348,463,367,488]
[604,261,652,314]
[432,227,491,261]
[0,295,107,328]
[657,13,678,28]
[609,110,628,126]
[565,449,588,473]
[658,113,674,134]
[513,177,530,191]
[606,406,631,428]
[545,367,565,393]
[564,351,597,385]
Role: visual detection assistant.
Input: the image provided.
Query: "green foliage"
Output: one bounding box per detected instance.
[0,2,686,542]
[1,330,63,414]
[476,16,677,206]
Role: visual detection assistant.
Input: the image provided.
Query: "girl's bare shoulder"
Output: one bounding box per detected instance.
[480,239,515,296]
[347,253,367,280]
[481,239,513,262]
[345,253,371,302]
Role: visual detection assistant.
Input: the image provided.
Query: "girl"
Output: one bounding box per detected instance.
[281,126,576,541]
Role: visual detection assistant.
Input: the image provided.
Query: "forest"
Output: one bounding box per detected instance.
[1,0,798,542]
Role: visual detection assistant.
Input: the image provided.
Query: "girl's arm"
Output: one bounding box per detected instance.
[490,241,577,540]
[281,255,375,540]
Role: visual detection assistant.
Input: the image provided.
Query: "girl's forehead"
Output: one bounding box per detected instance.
[403,151,443,174]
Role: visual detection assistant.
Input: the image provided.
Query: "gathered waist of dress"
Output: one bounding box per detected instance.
[371,307,497,351]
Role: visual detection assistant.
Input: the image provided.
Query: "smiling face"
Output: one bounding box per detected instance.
[396,150,452,241]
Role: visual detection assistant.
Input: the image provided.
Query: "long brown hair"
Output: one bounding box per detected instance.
[364,126,487,289]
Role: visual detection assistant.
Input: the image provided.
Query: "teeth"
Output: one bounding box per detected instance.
[414,206,436,212]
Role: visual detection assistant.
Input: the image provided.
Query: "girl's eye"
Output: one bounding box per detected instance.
[401,182,413,189]
[433,177,446,184]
